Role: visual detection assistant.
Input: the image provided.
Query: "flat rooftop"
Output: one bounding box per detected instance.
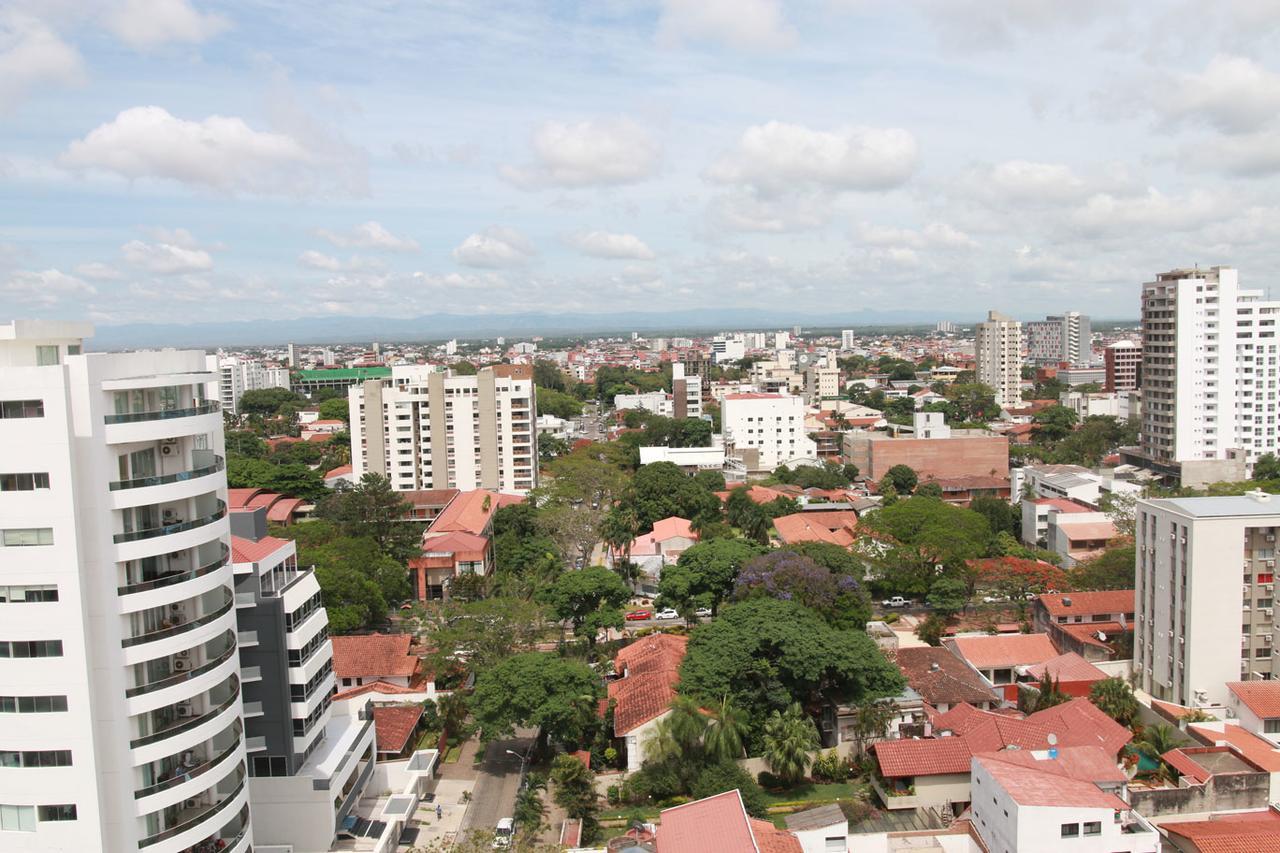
[1147,494,1280,519]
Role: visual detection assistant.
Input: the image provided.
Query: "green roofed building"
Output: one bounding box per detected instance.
[292,367,392,394]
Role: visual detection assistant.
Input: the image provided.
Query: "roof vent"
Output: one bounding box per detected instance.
[930,662,940,672]
[1062,597,1073,607]
[1247,489,1272,503]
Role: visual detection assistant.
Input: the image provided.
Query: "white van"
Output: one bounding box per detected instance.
[492,817,514,849]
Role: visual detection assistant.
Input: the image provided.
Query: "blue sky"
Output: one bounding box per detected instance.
[4,0,1280,326]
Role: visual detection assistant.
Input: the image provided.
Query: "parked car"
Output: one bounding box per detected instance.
[654,608,678,620]
[881,596,911,608]
[694,607,713,618]
[625,609,652,621]
[493,817,514,849]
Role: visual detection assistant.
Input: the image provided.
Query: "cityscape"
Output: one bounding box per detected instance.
[5,3,1280,853]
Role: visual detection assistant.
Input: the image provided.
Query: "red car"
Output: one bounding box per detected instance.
[625,609,652,621]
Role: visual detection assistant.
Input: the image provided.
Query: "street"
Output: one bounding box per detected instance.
[458,734,535,836]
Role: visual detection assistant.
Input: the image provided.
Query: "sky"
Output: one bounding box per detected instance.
[4,0,1280,327]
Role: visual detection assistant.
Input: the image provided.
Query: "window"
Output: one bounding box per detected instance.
[35,346,59,367]
[1082,821,1101,836]
[0,400,43,419]
[0,804,34,831]
[1,528,52,547]
[0,473,49,492]
[66,345,80,356]
[37,805,75,822]
[0,750,71,768]
[0,586,57,603]
[0,695,68,713]
[1060,823,1079,838]
[0,640,62,658]
[1264,718,1280,733]
[250,755,288,777]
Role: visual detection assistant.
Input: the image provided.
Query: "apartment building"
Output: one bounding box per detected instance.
[975,310,1023,409]
[804,363,840,405]
[1105,340,1142,392]
[205,354,290,416]
[228,509,377,852]
[1140,266,1280,470]
[843,412,1009,483]
[670,362,702,420]
[1025,312,1091,365]
[0,321,252,852]
[1136,491,1280,708]
[348,364,537,494]
[841,329,855,350]
[720,392,815,473]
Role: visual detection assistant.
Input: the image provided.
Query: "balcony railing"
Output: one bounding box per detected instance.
[118,545,230,596]
[134,726,242,799]
[105,400,220,425]
[122,594,234,649]
[138,774,246,847]
[110,456,225,491]
[130,679,240,749]
[125,636,237,698]
[114,501,227,544]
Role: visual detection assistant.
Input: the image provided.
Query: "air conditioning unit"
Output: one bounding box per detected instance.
[169,602,184,613]
[160,439,179,457]
[1266,609,1274,617]
[176,703,193,717]
[1266,635,1273,643]
[1268,534,1276,542]
[1179,636,1185,644]
[176,649,190,659]
[1269,561,1276,568]
[1180,537,1187,544]
[173,659,190,672]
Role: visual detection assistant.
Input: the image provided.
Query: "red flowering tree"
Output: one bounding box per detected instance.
[968,556,1069,603]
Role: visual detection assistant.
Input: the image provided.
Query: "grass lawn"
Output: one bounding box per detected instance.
[415,729,441,752]
[761,781,865,808]
[443,744,463,763]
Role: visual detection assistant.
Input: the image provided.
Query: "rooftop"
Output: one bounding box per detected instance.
[948,633,1058,669]
[1229,681,1280,718]
[975,747,1128,810]
[893,647,999,706]
[1037,590,1134,617]
[372,704,423,754]
[330,633,419,680]
[1023,652,1108,683]
[1147,492,1280,519]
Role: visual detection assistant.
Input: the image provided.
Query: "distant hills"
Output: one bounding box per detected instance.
[86,308,1138,350]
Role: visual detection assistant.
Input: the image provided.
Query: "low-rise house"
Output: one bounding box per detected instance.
[783,804,848,853]
[773,510,860,547]
[892,646,1000,713]
[1161,812,1280,851]
[1226,681,1280,745]
[944,633,1059,692]
[1016,653,1109,705]
[607,634,689,771]
[227,486,308,525]
[1032,590,1135,661]
[1130,745,1272,818]
[331,633,420,692]
[1021,497,1094,548]
[371,704,426,761]
[1189,721,1280,801]
[409,488,523,600]
[617,516,698,592]
[1048,512,1118,567]
[656,789,801,853]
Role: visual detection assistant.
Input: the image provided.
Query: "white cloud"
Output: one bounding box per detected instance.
[920,0,1111,51]
[500,117,661,189]
[60,106,359,196]
[104,0,230,50]
[1155,55,1280,135]
[1180,131,1280,177]
[657,0,797,51]
[984,160,1088,204]
[121,238,213,274]
[452,226,536,268]
[708,191,831,232]
[0,12,84,109]
[297,250,386,273]
[564,230,656,260]
[140,226,203,249]
[706,122,918,195]
[857,221,977,249]
[3,268,95,305]
[1070,188,1226,237]
[74,261,123,280]
[314,221,419,252]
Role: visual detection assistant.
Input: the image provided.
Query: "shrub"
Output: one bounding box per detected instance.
[883,612,899,624]
[606,785,620,805]
[757,770,783,790]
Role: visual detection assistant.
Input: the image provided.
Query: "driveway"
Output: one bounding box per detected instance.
[458,734,536,836]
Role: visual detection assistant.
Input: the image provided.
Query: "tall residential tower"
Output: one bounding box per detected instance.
[975,310,1023,409]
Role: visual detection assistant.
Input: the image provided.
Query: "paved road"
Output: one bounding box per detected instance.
[459,734,535,836]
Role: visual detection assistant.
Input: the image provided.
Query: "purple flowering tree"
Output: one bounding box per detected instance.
[733,551,870,629]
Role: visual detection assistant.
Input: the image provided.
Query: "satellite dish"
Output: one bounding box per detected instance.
[1047,733,1058,746]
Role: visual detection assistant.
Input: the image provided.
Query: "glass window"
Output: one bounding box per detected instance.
[0,400,43,419]
[0,528,52,547]
[1082,821,1101,836]
[1060,823,1079,837]
[0,473,49,491]
[0,804,35,831]
[37,805,76,822]
[34,346,59,367]
[66,345,80,356]
[0,586,57,603]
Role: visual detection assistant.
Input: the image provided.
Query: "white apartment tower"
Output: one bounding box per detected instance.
[1141,267,1280,468]
[0,321,251,852]
[841,330,856,350]
[720,392,816,473]
[975,310,1023,409]
[1137,492,1280,707]
[206,354,290,416]
[349,363,538,494]
[1025,312,1092,365]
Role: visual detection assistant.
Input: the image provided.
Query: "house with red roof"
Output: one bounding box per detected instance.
[944,632,1059,691]
[1017,652,1109,703]
[892,647,1000,713]
[408,488,524,600]
[1162,812,1280,853]
[330,633,420,692]
[1032,590,1135,662]
[772,510,859,548]
[227,486,309,525]
[607,633,689,772]
[1129,744,1273,819]
[656,790,801,853]
[614,516,698,593]
[372,703,426,760]
[1227,681,1280,746]
[970,746,1157,852]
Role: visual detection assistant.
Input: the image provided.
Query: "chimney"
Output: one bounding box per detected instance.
[930,662,940,672]
[1062,597,1073,607]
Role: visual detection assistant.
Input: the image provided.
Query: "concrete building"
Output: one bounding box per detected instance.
[710,336,745,364]
[841,329,855,350]
[206,354,290,416]
[670,362,701,420]
[1140,266,1280,473]
[1057,365,1106,387]
[349,364,537,494]
[1105,340,1142,392]
[613,390,670,415]
[720,392,815,473]
[804,363,840,405]
[1136,491,1280,708]
[843,412,1009,484]
[976,310,1023,408]
[0,321,252,852]
[1025,312,1092,365]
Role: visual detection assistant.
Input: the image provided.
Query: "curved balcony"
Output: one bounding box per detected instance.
[130,678,240,751]
[123,593,234,650]
[119,545,230,597]
[126,634,238,699]
[135,728,243,801]
[109,456,225,491]
[105,401,220,425]
[114,502,228,545]
[138,774,246,848]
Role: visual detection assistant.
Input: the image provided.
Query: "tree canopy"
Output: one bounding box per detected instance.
[733,551,871,630]
[536,386,584,419]
[470,652,601,747]
[541,566,631,644]
[656,538,765,617]
[623,461,722,532]
[881,464,918,495]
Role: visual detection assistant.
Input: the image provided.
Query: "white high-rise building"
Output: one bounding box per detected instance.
[1136,491,1280,707]
[1025,312,1091,365]
[349,364,538,493]
[975,310,1023,409]
[711,336,746,364]
[721,392,816,472]
[1141,267,1280,468]
[841,330,855,350]
[0,321,251,852]
[206,354,290,416]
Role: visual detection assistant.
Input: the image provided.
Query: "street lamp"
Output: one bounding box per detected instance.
[506,748,530,780]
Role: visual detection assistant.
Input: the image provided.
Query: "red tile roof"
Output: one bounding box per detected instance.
[1024,652,1109,683]
[875,736,974,778]
[1058,621,1127,650]
[1190,724,1280,772]
[426,489,524,538]
[948,633,1058,669]
[229,534,292,564]
[1229,681,1280,718]
[373,704,423,754]
[650,516,696,542]
[265,496,305,523]
[332,680,425,701]
[772,511,858,547]
[615,633,689,678]
[1163,818,1280,853]
[657,790,780,853]
[750,819,802,853]
[227,487,263,508]
[610,635,689,735]
[330,633,419,680]
[1027,698,1132,754]
[892,647,998,706]
[417,530,489,561]
[1032,498,1092,513]
[324,464,353,478]
[975,748,1128,810]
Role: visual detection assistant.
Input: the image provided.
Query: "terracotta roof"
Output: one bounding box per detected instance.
[657,790,770,853]
[373,704,423,754]
[615,633,689,678]
[332,680,425,701]
[749,819,802,853]
[324,464,353,478]
[772,511,858,547]
[1026,698,1132,754]
[1229,681,1280,719]
[892,647,999,706]
[1190,724,1280,772]
[1032,498,1092,513]
[230,534,292,564]
[1058,621,1127,649]
[330,633,419,679]
[948,633,1058,669]
[651,516,696,542]
[400,488,461,507]
[1057,520,1118,541]
[1163,818,1280,853]
[716,485,793,505]
[1024,652,1109,683]
[978,743,1126,786]
[975,749,1128,810]
[874,736,974,778]
[247,492,282,509]
[609,670,680,735]
[227,487,262,508]
[1162,748,1216,784]
[265,496,305,522]
[418,530,489,561]
[425,489,522,537]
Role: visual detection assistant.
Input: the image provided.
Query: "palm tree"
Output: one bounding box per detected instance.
[847,699,897,760]
[1134,723,1187,781]
[645,696,707,763]
[743,507,770,545]
[763,703,819,784]
[601,507,638,571]
[704,696,749,762]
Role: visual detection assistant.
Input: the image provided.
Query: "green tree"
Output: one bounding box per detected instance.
[656,539,764,617]
[315,473,419,561]
[762,703,820,785]
[690,762,768,818]
[914,481,943,499]
[533,360,567,391]
[314,563,387,633]
[225,430,268,458]
[226,456,327,501]
[536,386,585,419]
[703,696,749,762]
[868,497,994,594]
[926,575,969,617]
[550,754,598,822]
[541,566,630,645]
[239,387,304,416]
[625,461,722,531]
[470,653,601,747]
[1069,543,1136,591]
[1032,405,1079,443]
[741,506,771,544]
[1024,675,1069,712]
[725,486,756,529]
[882,464,918,494]
[846,699,897,760]
[317,397,350,422]
[971,496,1017,536]
[1134,724,1187,777]
[843,463,860,481]
[777,541,865,577]
[945,382,1000,421]
[646,695,708,763]
[1256,453,1280,482]
[915,613,946,646]
[420,597,546,674]
[513,775,547,834]
[693,469,727,492]
[1089,677,1140,726]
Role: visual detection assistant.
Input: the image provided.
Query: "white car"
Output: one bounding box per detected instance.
[694,607,713,618]
[654,608,679,620]
[493,817,514,849]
